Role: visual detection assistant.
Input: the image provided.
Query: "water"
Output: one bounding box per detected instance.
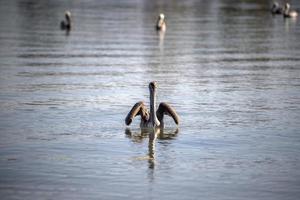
[1,0,300,199]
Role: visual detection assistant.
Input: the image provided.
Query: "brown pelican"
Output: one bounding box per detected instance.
[156,13,166,31]
[125,82,179,128]
[283,3,298,18]
[271,2,283,14]
[60,11,72,30]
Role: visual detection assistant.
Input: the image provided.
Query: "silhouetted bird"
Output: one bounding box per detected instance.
[60,11,72,30]
[271,2,283,14]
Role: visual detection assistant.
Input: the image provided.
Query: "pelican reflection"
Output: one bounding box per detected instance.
[158,28,165,50]
[125,127,179,169]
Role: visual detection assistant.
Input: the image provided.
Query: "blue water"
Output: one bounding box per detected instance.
[0,0,300,199]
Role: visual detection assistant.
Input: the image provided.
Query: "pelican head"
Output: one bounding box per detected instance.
[272,2,279,10]
[285,3,290,11]
[159,13,165,20]
[65,11,71,22]
[149,81,157,92]
[273,2,279,7]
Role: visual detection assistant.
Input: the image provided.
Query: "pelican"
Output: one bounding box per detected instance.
[283,3,298,18]
[156,13,166,31]
[125,82,179,128]
[60,11,72,30]
[271,2,283,14]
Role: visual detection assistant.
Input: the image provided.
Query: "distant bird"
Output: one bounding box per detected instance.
[60,11,72,30]
[283,3,298,18]
[125,82,179,128]
[156,13,166,31]
[271,2,283,14]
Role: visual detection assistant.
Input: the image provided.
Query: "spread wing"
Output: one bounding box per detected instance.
[125,101,149,126]
[156,102,179,125]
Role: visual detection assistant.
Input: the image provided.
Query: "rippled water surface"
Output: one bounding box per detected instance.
[1,0,300,199]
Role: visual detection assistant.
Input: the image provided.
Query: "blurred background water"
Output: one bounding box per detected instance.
[0,0,300,199]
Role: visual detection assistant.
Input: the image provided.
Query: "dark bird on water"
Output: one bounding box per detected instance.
[271,2,283,14]
[125,82,179,128]
[60,11,72,30]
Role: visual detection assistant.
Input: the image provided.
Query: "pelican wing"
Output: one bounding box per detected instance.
[156,102,179,125]
[125,101,149,125]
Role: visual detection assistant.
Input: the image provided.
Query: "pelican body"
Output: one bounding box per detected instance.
[60,11,72,30]
[156,13,166,31]
[125,82,179,128]
[284,3,298,18]
[271,2,283,14]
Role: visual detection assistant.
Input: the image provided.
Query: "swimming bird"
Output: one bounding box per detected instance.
[271,2,283,14]
[125,82,179,128]
[60,11,72,30]
[283,3,298,18]
[156,13,166,31]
